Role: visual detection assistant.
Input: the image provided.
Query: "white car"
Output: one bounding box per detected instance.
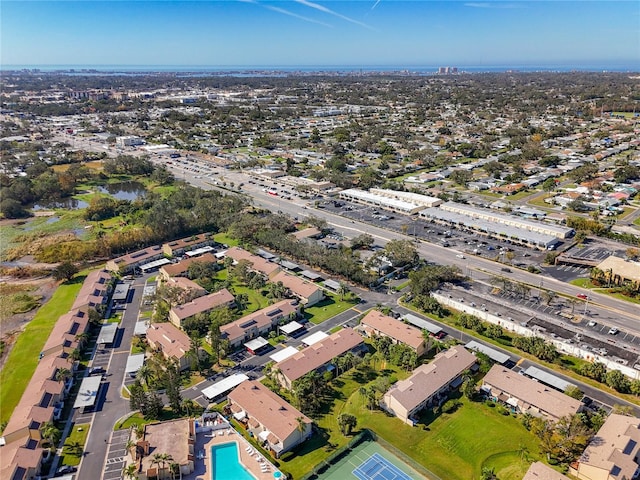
[456,254,465,259]
[608,327,619,335]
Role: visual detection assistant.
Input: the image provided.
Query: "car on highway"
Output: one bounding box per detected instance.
[456,254,465,259]
[576,293,589,300]
[608,327,619,335]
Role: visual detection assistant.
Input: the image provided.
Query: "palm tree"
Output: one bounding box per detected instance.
[295,416,307,442]
[55,367,72,384]
[337,282,349,301]
[125,439,137,460]
[75,332,90,347]
[40,421,61,450]
[123,463,138,480]
[70,348,82,362]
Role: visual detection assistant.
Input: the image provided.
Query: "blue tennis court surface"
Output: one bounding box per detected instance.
[352,453,412,480]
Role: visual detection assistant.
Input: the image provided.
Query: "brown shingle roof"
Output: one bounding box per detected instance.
[385,346,476,413]
[360,310,424,350]
[170,288,234,321]
[227,381,311,443]
[483,365,581,420]
[578,414,640,479]
[276,328,364,384]
[146,322,191,360]
[159,253,217,277]
[225,247,280,277]
[271,271,321,301]
[220,300,299,344]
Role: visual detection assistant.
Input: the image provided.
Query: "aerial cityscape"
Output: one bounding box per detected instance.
[1,1,640,480]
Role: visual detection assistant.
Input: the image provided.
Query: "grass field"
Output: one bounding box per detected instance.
[214,232,239,247]
[303,294,359,325]
[60,423,90,467]
[0,276,85,425]
[342,395,541,480]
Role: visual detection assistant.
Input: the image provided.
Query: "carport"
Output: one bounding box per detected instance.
[125,353,145,378]
[73,376,102,411]
[112,283,130,305]
[244,337,270,355]
[301,331,328,346]
[97,323,118,346]
[279,321,305,337]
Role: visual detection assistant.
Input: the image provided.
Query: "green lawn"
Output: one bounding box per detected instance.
[214,232,239,247]
[303,294,359,325]
[343,396,541,480]
[0,276,85,425]
[60,423,90,466]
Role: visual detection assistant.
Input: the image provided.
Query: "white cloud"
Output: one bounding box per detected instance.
[294,0,376,30]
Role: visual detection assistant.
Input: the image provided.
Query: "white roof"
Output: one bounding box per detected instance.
[134,321,149,336]
[125,353,145,374]
[97,323,118,344]
[201,373,249,400]
[301,331,329,346]
[323,279,341,290]
[185,246,215,257]
[465,340,510,365]
[270,346,299,363]
[258,430,271,441]
[244,337,269,351]
[140,258,171,271]
[73,376,102,408]
[280,321,304,335]
[401,314,442,334]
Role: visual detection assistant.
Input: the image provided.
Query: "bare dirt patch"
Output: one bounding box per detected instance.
[0,276,58,369]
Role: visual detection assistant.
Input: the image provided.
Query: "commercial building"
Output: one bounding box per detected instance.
[595,256,640,287]
[168,288,235,328]
[220,300,300,349]
[419,207,561,250]
[359,310,428,357]
[146,322,193,371]
[481,365,581,422]
[271,271,324,307]
[573,414,640,480]
[437,202,574,239]
[275,328,365,390]
[382,346,477,426]
[338,189,424,214]
[227,381,312,458]
[369,188,443,208]
[116,135,145,147]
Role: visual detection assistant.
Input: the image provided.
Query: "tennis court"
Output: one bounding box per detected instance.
[315,437,426,480]
[353,453,412,480]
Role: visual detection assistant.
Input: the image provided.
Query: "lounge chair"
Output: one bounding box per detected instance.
[245,446,252,452]
[219,430,225,436]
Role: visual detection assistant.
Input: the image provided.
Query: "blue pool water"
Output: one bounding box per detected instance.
[211,442,255,480]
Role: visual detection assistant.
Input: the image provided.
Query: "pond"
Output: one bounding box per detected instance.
[98,181,147,201]
[33,198,89,210]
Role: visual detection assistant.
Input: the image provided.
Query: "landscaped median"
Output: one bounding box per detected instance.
[0,276,85,425]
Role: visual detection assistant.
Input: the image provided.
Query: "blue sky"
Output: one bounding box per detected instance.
[1,1,639,68]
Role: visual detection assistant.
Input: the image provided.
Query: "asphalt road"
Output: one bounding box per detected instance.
[77,277,147,480]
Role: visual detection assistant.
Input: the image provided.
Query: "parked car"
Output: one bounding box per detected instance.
[89,367,105,375]
[608,327,619,335]
[55,465,78,476]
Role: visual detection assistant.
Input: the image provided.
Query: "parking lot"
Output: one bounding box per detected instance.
[444,282,640,367]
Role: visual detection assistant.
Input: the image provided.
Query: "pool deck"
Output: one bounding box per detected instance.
[184,428,281,480]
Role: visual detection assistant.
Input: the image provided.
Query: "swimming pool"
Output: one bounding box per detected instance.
[211,442,255,480]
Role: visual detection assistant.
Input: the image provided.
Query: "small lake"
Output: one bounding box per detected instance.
[32,198,89,210]
[98,181,147,201]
